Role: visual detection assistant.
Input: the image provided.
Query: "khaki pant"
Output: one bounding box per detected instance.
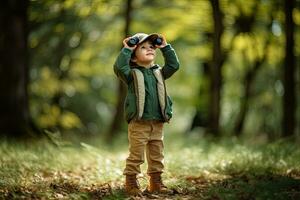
[123,120,164,175]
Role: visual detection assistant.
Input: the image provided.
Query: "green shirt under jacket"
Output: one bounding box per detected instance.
[113,44,180,123]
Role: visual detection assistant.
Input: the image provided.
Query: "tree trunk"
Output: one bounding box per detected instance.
[234,57,264,136]
[234,15,272,136]
[0,0,30,138]
[107,0,133,142]
[190,62,210,131]
[191,31,237,133]
[282,0,296,137]
[209,0,224,136]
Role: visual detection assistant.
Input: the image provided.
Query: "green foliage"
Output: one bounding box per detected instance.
[28,0,300,137]
[29,0,124,133]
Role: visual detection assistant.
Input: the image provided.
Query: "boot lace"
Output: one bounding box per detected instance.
[152,174,167,188]
[127,176,140,188]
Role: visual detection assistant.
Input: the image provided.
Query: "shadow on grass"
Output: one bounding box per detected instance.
[186,171,300,200]
[2,171,300,200]
[1,181,125,200]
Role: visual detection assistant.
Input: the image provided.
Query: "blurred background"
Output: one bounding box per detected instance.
[0,0,299,142]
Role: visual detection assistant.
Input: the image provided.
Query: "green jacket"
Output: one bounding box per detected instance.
[113,44,180,123]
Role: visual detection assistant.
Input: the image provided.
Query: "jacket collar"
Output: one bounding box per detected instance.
[132,64,159,70]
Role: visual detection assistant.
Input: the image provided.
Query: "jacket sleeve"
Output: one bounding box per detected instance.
[160,44,180,79]
[113,48,133,84]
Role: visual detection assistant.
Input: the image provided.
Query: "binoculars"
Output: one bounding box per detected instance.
[127,36,163,47]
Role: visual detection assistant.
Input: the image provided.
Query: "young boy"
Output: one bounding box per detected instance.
[113,33,179,196]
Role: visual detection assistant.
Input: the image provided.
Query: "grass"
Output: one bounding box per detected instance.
[0,132,300,199]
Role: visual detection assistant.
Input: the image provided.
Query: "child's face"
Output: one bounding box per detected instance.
[132,41,156,67]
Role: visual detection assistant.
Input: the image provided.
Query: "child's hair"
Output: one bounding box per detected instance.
[130,53,137,66]
[130,49,137,66]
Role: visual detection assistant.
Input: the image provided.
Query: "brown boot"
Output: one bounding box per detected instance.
[125,175,142,196]
[146,172,170,194]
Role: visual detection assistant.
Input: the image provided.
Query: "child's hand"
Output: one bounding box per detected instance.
[155,35,168,49]
[123,37,137,50]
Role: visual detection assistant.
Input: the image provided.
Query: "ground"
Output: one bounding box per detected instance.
[1,133,300,199]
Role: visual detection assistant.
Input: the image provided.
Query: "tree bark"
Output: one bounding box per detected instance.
[233,10,273,136]
[191,30,237,133]
[234,52,267,136]
[209,0,224,136]
[190,62,210,131]
[107,0,133,142]
[282,0,296,137]
[0,0,30,138]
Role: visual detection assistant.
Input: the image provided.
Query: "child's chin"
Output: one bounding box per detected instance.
[143,58,154,62]
[146,57,155,61]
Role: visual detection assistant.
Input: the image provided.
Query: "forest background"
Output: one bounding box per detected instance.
[0,0,300,199]
[1,0,299,140]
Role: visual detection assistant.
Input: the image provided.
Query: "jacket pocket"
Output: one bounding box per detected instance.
[125,93,137,122]
[165,95,173,120]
